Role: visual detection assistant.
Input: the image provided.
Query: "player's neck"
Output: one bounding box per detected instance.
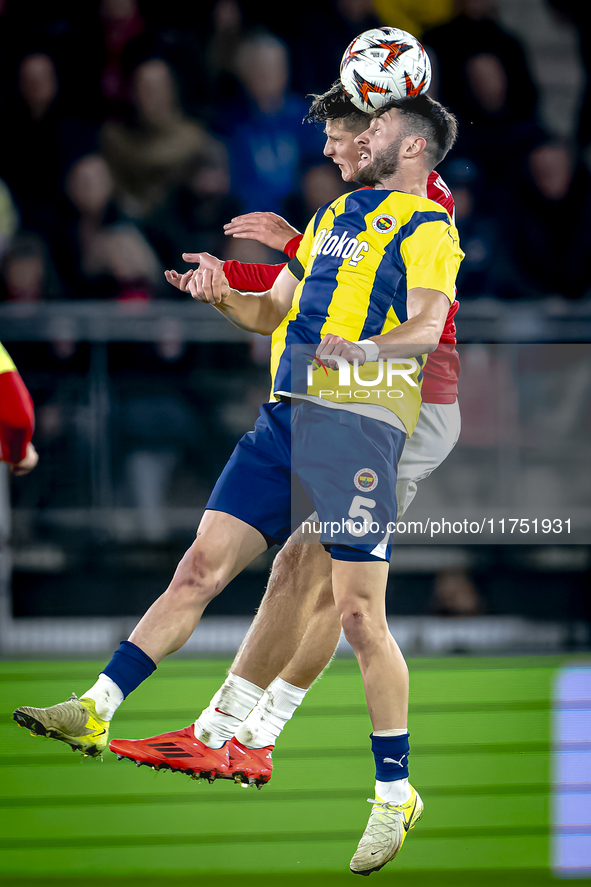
[375,170,428,198]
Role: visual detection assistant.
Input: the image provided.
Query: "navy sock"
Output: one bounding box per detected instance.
[371,732,410,782]
[102,641,157,699]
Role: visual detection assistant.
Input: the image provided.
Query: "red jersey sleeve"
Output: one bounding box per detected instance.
[224,260,286,292]
[284,234,303,259]
[223,234,304,293]
[423,171,460,403]
[0,370,35,464]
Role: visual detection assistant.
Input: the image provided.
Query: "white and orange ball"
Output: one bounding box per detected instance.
[340,27,432,112]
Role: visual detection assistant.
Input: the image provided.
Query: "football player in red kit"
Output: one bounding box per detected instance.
[0,343,37,475]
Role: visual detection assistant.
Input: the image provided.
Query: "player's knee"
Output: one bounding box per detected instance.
[167,543,227,606]
[340,608,368,645]
[340,606,385,650]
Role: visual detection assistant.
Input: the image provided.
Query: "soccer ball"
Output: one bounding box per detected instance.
[340,27,432,112]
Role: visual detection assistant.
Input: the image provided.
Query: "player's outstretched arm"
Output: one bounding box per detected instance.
[169,250,287,296]
[206,265,297,335]
[173,262,296,335]
[223,212,301,253]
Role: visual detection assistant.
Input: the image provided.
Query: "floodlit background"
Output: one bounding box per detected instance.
[1,0,590,884]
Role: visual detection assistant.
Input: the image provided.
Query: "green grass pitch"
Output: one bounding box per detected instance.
[1,655,590,886]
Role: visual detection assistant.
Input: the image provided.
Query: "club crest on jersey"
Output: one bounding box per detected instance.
[354,468,378,492]
[372,214,396,233]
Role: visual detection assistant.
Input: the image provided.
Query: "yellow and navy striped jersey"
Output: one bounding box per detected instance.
[270,188,464,435]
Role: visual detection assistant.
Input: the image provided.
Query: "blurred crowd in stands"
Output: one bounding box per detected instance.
[3,1,590,624]
[0,0,590,305]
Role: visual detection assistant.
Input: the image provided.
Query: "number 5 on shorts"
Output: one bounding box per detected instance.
[346,495,376,537]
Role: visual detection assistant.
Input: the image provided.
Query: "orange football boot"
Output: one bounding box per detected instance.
[227,736,273,788]
[109,725,230,781]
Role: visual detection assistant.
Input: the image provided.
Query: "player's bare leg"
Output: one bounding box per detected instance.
[329,558,422,875]
[331,559,407,729]
[279,573,341,688]
[231,529,338,688]
[129,510,266,662]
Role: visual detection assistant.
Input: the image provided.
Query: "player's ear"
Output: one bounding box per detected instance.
[405,136,427,158]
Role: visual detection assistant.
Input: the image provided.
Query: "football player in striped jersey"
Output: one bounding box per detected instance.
[14,86,462,876]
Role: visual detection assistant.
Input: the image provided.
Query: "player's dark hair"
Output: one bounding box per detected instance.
[374,95,459,166]
[304,81,370,133]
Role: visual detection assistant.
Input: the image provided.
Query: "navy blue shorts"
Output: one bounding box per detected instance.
[206,400,405,561]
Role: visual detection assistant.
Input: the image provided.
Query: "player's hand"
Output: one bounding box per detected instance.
[186,262,231,305]
[167,253,230,304]
[165,269,196,292]
[165,253,226,293]
[223,213,300,252]
[181,251,224,273]
[11,442,39,476]
[316,334,366,370]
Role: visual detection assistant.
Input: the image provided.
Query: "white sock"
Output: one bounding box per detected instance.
[234,677,308,749]
[194,673,264,748]
[373,728,408,736]
[376,777,411,804]
[82,674,124,721]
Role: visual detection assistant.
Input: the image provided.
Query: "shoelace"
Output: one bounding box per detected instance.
[367,798,398,809]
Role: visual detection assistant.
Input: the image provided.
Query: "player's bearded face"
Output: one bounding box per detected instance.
[355,135,405,186]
